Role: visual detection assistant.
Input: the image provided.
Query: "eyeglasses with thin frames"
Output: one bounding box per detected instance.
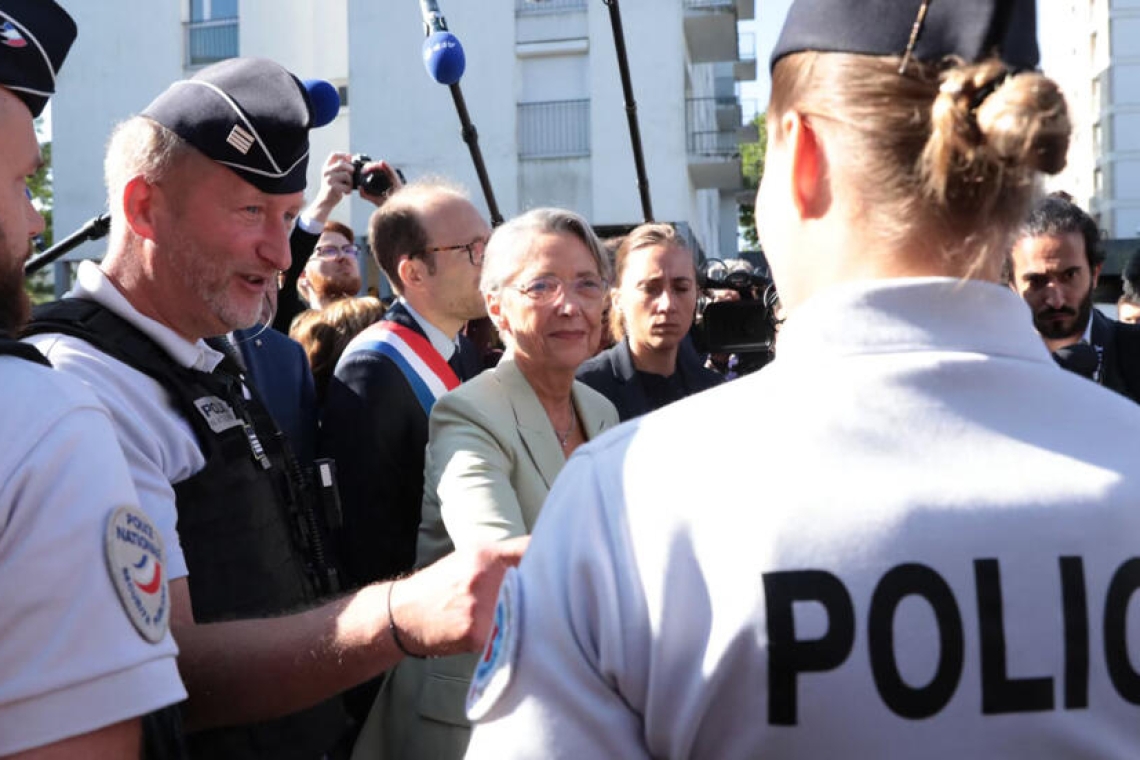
[509,274,609,306]
[312,244,361,260]
[418,237,488,266]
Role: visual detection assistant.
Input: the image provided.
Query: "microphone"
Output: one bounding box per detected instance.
[420,0,466,85]
[302,79,341,128]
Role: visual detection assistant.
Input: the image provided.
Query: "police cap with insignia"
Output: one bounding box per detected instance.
[141,57,340,195]
[771,0,1039,71]
[0,0,77,117]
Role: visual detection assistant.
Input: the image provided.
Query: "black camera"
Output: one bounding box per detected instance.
[351,154,405,198]
[691,256,781,375]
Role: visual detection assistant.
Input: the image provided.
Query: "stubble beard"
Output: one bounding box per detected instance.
[171,229,264,335]
[0,228,31,337]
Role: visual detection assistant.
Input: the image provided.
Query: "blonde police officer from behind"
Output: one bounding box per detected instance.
[466,1,1140,757]
[0,1,185,756]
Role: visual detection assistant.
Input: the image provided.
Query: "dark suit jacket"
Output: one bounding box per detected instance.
[576,336,724,422]
[319,301,480,588]
[1090,309,1140,404]
[272,225,320,334]
[234,325,319,467]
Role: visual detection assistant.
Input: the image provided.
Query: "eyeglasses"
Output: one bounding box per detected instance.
[312,244,361,260]
[510,275,609,305]
[419,237,488,266]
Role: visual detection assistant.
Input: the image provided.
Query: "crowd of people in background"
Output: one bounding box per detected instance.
[6,0,1140,758]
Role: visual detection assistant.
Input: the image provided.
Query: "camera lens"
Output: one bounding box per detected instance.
[360,170,392,197]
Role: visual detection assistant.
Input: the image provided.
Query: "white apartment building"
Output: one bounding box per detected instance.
[49,0,757,290]
[1046,0,1140,243]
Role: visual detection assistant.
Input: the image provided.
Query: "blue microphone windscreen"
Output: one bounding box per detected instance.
[303,78,340,127]
[422,31,466,85]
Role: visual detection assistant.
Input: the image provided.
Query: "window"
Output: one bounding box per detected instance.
[186,0,238,66]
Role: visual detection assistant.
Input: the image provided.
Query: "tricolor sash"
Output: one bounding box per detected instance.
[338,320,460,415]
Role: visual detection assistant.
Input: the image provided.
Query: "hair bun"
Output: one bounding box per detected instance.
[923,61,1070,206]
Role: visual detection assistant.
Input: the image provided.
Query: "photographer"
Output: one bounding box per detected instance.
[274,151,402,332]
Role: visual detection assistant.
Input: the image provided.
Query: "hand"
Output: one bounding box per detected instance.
[357,159,405,207]
[307,152,355,223]
[390,536,529,657]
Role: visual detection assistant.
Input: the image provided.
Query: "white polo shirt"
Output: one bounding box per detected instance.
[466,277,1140,759]
[0,355,185,754]
[25,260,227,581]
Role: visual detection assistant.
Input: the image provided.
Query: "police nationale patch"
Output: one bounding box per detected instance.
[193,395,242,434]
[104,506,169,643]
[466,567,521,721]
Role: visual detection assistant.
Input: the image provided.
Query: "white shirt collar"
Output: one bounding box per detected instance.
[70,260,224,372]
[399,298,458,361]
[776,277,1054,365]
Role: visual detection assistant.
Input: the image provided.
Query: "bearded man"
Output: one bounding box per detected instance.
[1009,194,1140,403]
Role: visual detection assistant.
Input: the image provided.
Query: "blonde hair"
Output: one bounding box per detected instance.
[610,223,692,343]
[768,53,1070,278]
[289,296,386,401]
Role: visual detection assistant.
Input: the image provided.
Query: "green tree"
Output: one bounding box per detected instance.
[737,113,766,249]
[28,140,52,246]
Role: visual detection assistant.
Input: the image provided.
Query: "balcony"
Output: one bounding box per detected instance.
[185,17,238,67]
[518,99,591,159]
[684,0,739,64]
[515,0,587,13]
[686,97,743,189]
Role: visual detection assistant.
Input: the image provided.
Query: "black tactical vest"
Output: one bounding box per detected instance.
[0,334,51,365]
[26,300,345,760]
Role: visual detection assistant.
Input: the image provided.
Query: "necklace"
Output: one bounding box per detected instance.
[556,400,577,449]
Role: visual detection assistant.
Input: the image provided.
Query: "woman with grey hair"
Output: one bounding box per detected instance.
[354,207,619,760]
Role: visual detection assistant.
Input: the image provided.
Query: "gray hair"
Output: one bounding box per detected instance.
[480,207,612,296]
[104,116,194,215]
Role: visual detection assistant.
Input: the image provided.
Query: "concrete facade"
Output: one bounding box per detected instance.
[1047,0,1140,239]
[49,0,756,276]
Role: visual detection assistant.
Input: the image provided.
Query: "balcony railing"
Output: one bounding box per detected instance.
[686,97,739,157]
[185,17,238,67]
[516,0,587,14]
[518,99,591,159]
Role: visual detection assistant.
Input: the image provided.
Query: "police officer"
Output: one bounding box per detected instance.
[466,1,1140,757]
[0,1,185,756]
[24,57,523,759]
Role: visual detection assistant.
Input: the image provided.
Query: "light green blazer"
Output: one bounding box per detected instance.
[352,356,619,760]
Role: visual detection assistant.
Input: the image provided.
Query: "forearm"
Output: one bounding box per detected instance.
[9,719,141,760]
[175,583,403,730]
[174,535,524,730]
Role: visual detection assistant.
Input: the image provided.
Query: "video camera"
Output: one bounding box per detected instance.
[351,154,406,198]
[691,256,781,375]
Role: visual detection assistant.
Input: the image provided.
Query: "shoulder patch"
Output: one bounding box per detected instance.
[104,505,170,643]
[467,567,521,721]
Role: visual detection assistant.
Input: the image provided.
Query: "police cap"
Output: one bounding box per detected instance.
[771,0,1039,72]
[0,0,76,117]
[142,57,339,195]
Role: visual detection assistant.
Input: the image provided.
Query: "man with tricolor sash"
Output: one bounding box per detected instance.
[322,179,490,591]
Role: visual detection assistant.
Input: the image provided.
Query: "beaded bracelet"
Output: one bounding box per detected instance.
[387,579,425,659]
